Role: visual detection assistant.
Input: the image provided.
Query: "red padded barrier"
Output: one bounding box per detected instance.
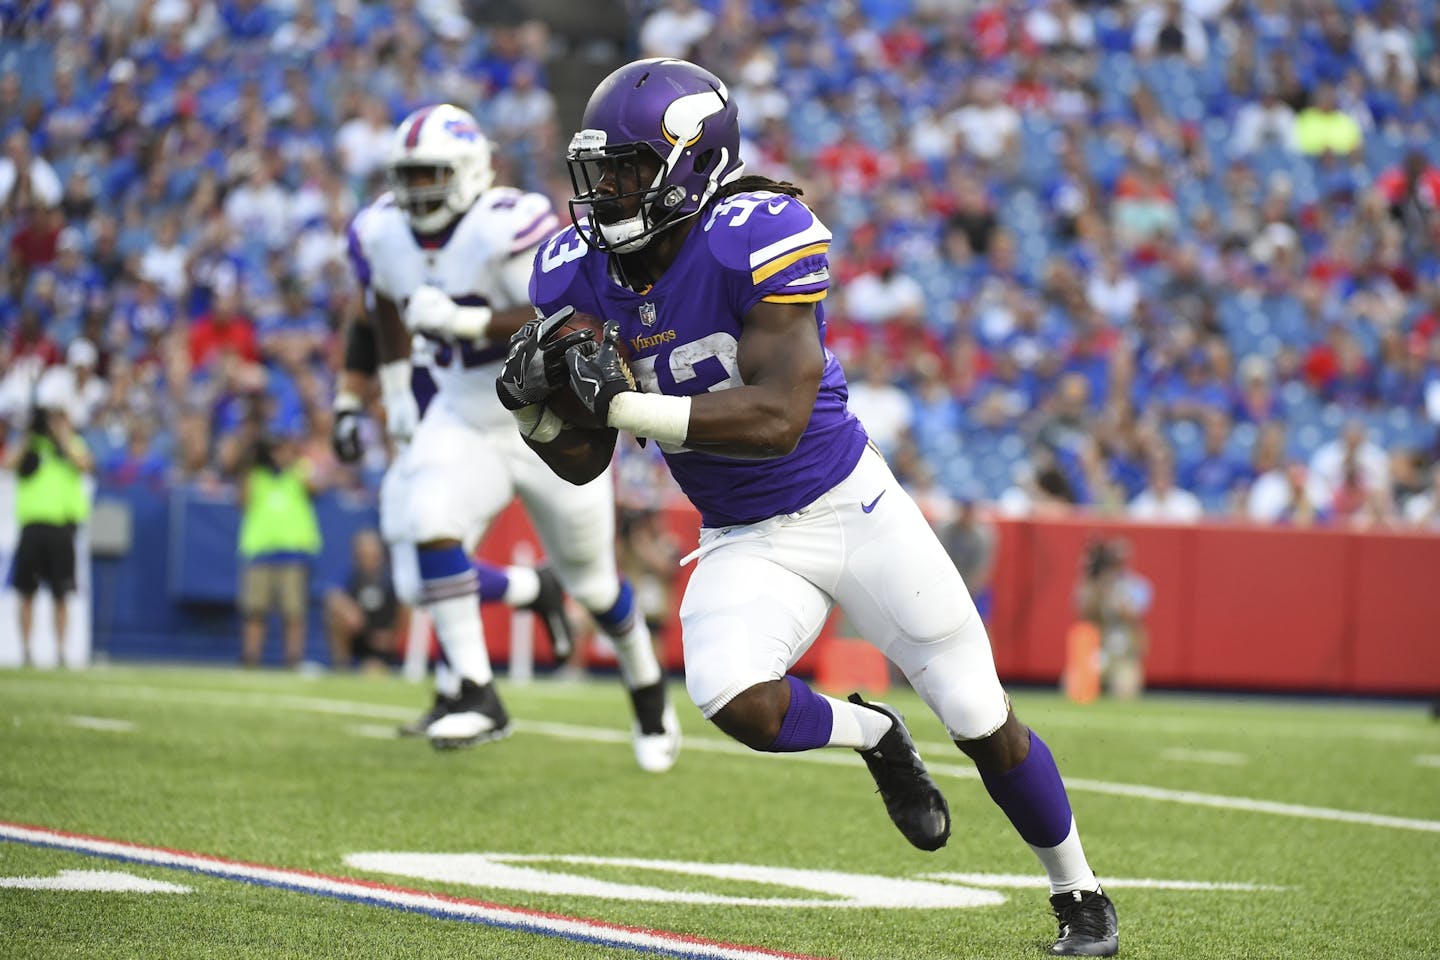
[1185,526,1351,690]
[473,501,1440,696]
[1350,533,1440,695]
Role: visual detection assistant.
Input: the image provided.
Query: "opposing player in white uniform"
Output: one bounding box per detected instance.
[340,104,680,769]
[332,330,575,737]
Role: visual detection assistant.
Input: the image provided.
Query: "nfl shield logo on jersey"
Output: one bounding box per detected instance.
[639,302,657,326]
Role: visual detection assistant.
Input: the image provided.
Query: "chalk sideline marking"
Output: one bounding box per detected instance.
[0,822,826,960]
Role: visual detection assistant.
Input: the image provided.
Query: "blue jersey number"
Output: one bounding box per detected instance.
[426,335,504,369]
[420,294,503,368]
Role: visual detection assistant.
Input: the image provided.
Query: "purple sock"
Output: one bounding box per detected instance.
[766,675,834,752]
[979,731,1073,848]
[474,562,509,604]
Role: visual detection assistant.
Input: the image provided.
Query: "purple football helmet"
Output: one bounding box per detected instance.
[567,58,746,253]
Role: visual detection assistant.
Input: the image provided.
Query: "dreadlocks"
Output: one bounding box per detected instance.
[714,175,805,201]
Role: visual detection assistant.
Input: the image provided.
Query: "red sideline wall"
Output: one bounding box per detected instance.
[475,503,1440,697]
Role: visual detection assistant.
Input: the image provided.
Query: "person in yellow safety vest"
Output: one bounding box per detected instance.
[237,432,323,668]
[3,402,92,666]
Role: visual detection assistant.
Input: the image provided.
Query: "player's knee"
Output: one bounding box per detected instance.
[573,577,626,629]
[954,712,1029,774]
[708,680,789,751]
[933,684,1010,744]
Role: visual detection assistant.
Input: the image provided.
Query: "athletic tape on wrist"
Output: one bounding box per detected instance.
[514,403,563,443]
[452,305,493,340]
[377,360,411,402]
[607,392,690,445]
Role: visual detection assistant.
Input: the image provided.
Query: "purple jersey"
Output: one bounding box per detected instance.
[530,191,868,527]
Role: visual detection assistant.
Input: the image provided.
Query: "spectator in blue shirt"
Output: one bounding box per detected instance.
[1181,410,1246,512]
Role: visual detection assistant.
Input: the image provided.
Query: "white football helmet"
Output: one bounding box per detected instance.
[385,104,495,234]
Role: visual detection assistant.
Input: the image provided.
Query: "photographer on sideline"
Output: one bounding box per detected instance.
[1075,537,1152,700]
[3,393,93,666]
[238,432,323,668]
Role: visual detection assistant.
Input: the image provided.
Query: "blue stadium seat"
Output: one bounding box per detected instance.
[1227,421,1259,460]
[1292,423,1326,459]
[1279,380,1316,416]
[1319,404,1348,433]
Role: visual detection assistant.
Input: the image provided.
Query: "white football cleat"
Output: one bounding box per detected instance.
[426,679,511,750]
[632,702,681,773]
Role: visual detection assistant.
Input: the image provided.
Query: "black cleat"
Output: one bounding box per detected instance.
[1049,887,1119,957]
[397,692,453,737]
[849,693,951,851]
[527,567,575,661]
[426,679,511,750]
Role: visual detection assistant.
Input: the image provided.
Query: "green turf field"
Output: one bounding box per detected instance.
[0,666,1436,959]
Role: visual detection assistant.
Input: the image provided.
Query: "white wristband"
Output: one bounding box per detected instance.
[333,391,362,413]
[378,360,411,403]
[513,403,563,443]
[452,304,493,340]
[607,392,691,445]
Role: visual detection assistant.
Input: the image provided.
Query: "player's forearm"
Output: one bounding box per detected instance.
[675,384,814,459]
[335,369,376,405]
[487,304,540,343]
[525,425,617,485]
[371,297,411,363]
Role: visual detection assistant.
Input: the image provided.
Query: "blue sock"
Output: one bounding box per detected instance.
[592,579,636,636]
[979,731,1073,848]
[473,561,510,604]
[766,675,835,752]
[417,545,477,603]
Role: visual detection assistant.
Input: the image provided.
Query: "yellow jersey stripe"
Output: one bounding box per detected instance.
[752,242,831,285]
[761,290,828,304]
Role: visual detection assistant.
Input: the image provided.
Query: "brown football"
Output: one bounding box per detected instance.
[542,311,608,429]
[540,310,606,349]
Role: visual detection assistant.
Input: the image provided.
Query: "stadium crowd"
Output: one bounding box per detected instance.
[2,0,1439,534]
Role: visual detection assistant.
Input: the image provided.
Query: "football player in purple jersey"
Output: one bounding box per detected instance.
[499,59,1118,956]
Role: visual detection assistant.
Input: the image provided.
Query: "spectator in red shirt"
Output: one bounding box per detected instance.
[8,203,64,273]
[1375,151,1440,212]
[8,309,63,368]
[0,308,63,425]
[189,287,259,371]
[814,129,890,194]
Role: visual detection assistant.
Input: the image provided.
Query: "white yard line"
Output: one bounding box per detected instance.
[1159,747,1250,766]
[345,723,401,740]
[921,873,1288,891]
[1415,755,1440,769]
[0,868,190,893]
[64,716,135,733]
[11,679,1440,834]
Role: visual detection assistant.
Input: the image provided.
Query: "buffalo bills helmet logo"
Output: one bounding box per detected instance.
[444,117,480,141]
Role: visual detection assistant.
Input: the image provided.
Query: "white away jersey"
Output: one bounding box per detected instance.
[348,186,560,428]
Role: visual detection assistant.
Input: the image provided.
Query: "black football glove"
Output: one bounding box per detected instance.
[331,394,363,463]
[495,306,596,410]
[564,321,635,426]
